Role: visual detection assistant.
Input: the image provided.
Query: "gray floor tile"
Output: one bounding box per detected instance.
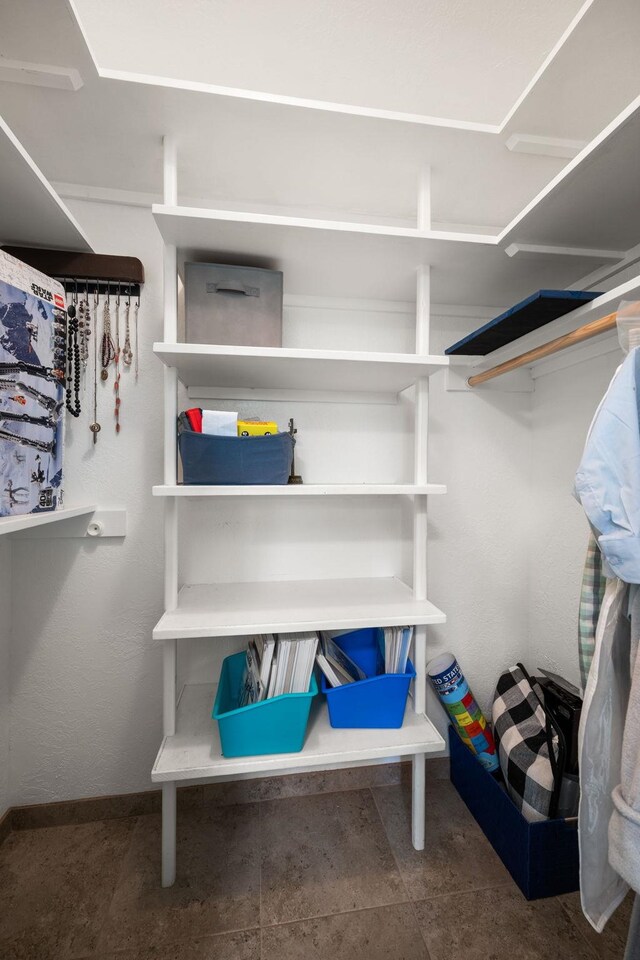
[414,886,598,960]
[260,789,408,925]
[560,890,632,959]
[262,903,430,960]
[0,817,135,960]
[97,803,261,954]
[372,779,512,900]
[93,928,260,959]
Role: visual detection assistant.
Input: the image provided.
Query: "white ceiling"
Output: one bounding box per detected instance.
[70,0,589,126]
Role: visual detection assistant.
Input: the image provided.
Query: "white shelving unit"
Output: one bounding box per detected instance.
[153,137,448,887]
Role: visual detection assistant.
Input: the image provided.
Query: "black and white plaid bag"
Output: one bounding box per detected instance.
[492,664,564,822]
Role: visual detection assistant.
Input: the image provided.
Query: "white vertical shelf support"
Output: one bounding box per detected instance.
[162,135,179,886]
[417,166,431,233]
[161,781,177,887]
[412,253,430,850]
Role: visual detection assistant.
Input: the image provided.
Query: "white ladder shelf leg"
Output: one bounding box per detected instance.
[161,134,179,888]
[411,170,431,846]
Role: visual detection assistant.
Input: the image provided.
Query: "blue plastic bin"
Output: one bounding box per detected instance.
[213,651,318,757]
[178,416,294,485]
[321,628,415,729]
[449,726,579,899]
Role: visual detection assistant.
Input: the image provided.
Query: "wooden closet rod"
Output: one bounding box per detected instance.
[467,311,618,387]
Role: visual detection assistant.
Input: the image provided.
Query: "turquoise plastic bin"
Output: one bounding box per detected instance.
[212,651,318,757]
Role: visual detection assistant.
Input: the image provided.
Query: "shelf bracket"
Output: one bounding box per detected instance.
[445,364,534,393]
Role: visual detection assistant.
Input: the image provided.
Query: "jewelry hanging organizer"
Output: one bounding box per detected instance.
[2,247,145,444]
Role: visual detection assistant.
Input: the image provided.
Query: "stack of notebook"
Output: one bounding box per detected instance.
[381,625,413,674]
[315,633,366,687]
[239,632,318,706]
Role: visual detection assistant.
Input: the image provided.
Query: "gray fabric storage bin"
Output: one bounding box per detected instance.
[184,262,283,346]
[178,416,294,485]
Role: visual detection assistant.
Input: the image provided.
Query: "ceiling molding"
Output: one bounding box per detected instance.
[0,57,83,91]
[505,243,626,261]
[505,133,586,159]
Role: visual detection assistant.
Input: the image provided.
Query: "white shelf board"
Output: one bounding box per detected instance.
[152,205,612,305]
[0,114,92,251]
[153,577,446,640]
[462,271,640,380]
[153,342,448,393]
[0,504,96,536]
[503,96,640,251]
[153,483,446,497]
[152,682,444,783]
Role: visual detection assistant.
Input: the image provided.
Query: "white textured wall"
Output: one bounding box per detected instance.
[6,198,536,805]
[0,538,11,818]
[528,352,621,686]
[9,201,166,804]
[427,319,533,737]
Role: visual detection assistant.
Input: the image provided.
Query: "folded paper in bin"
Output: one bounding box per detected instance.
[202,410,238,436]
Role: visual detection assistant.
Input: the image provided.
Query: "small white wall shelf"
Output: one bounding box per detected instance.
[0,504,96,536]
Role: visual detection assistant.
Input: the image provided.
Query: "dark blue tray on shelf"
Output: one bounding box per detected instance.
[445,290,602,356]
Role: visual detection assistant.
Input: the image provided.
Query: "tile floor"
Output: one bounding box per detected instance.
[0,773,632,960]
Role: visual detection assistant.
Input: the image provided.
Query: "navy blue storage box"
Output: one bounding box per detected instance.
[449,726,579,900]
[321,628,415,729]
[178,420,294,485]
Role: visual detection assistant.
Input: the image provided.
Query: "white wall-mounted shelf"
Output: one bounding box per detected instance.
[153,484,447,497]
[0,113,92,251]
[153,342,448,394]
[502,96,640,252]
[152,683,445,784]
[152,204,613,305]
[153,577,446,641]
[0,504,97,536]
[447,270,640,393]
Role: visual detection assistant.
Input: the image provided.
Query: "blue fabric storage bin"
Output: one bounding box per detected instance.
[178,418,294,485]
[449,726,579,899]
[212,651,318,757]
[321,628,415,729]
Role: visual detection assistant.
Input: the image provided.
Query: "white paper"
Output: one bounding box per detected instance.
[202,410,238,436]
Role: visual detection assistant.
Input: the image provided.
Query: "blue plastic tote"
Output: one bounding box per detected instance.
[320,628,415,729]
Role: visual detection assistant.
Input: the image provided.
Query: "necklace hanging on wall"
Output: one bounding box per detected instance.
[77,286,91,383]
[89,285,101,443]
[134,293,140,381]
[65,291,81,418]
[100,288,115,380]
[122,292,133,368]
[113,286,121,433]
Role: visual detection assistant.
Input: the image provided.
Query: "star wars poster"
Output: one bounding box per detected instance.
[0,250,65,517]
